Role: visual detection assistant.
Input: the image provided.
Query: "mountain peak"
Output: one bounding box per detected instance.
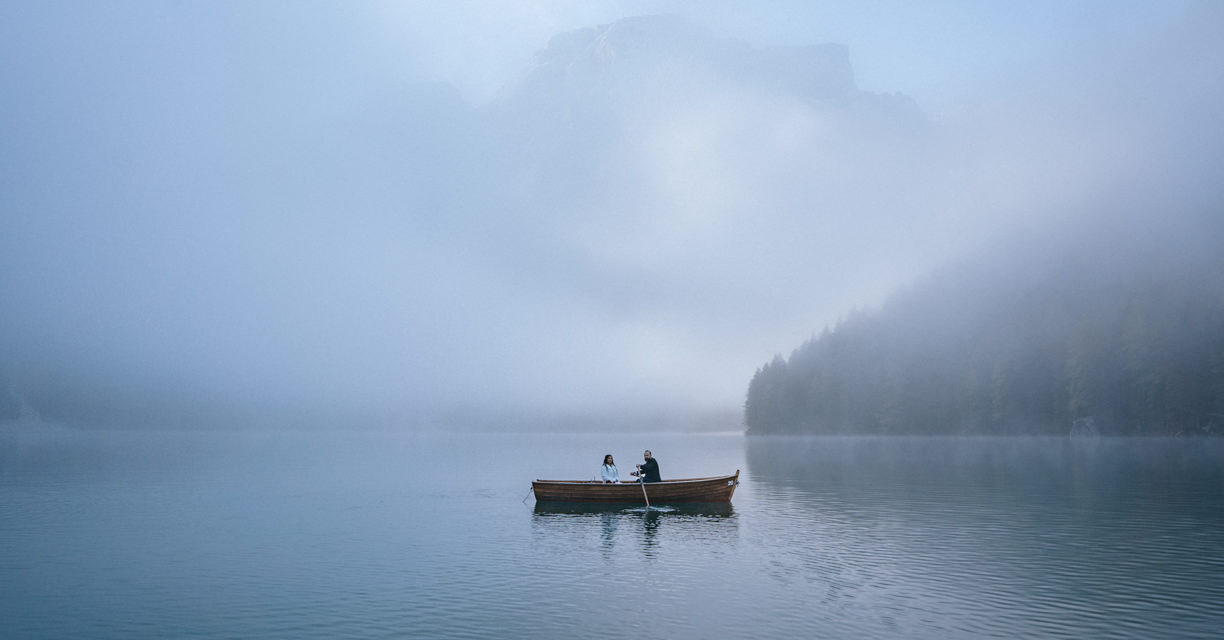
[505,14,858,106]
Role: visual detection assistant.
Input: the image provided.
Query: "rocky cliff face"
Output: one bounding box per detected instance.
[487,14,917,141]
[518,15,856,101]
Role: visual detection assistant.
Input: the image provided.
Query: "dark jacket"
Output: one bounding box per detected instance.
[639,458,661,483]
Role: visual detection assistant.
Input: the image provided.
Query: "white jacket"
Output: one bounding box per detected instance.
[600,464,619,483]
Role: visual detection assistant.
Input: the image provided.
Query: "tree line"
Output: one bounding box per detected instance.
[745,223,1224,436]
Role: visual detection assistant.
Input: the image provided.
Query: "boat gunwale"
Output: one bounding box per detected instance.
[533,473,738,486]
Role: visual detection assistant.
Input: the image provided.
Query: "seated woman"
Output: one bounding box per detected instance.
[600,454,620,483]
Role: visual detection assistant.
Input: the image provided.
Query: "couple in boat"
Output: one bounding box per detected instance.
[600,450,661,484]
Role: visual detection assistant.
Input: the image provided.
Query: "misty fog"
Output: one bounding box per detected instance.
[1,1,1220,430]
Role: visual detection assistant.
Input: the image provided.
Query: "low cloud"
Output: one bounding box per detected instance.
[1,4,1220,428]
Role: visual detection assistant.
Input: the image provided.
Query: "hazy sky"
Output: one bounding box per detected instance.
[374,0,1192,103]
[1,1,1219,427]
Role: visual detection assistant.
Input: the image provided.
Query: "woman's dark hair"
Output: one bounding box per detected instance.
[603,454,614,465]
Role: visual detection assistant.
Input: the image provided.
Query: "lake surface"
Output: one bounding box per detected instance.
[2,428,1222,639]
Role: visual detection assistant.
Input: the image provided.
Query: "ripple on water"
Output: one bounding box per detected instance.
[3,432,1223,639]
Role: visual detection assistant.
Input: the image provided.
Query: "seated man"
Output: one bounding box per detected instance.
[631,449,661,483]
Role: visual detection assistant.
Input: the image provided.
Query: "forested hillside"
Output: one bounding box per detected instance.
[745,214,1224,435]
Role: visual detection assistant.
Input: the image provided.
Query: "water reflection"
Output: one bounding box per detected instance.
[600,511,617,552]
[742,436,1224,638]
[531,503,738,558]
[532,502,734,517]
[745,435,1224,518]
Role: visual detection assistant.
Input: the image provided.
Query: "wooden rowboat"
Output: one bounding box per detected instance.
[532,470,740,504]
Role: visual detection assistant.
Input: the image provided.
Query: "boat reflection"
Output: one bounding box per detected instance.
[533,502,735,517]
[531,502,738,558]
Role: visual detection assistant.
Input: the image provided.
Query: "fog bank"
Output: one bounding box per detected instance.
[1,2,1218,429]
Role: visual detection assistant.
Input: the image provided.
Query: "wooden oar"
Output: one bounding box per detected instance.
[640,479,650,508]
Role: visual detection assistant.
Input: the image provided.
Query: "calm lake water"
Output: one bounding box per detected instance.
[2,428,1222,639]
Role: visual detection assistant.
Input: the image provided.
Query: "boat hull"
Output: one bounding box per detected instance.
[532,470,739,504]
